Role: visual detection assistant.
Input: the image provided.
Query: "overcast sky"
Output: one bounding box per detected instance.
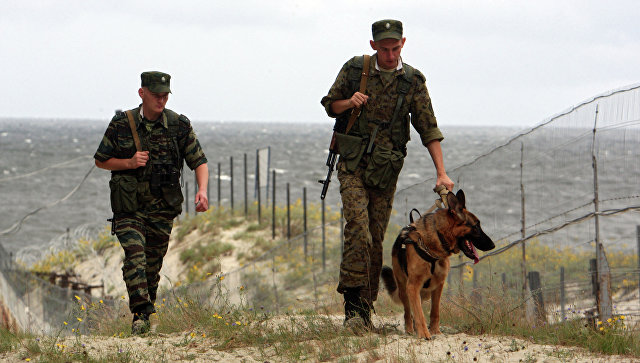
[1,0,639,127]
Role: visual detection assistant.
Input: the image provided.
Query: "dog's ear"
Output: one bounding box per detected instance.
[456,190,466,209]
[447,191,465,221]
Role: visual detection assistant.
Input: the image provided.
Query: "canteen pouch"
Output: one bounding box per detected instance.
[336,133,366,173]
[162,186,184,214]
[363,145,405,190]
[109,174,138,214]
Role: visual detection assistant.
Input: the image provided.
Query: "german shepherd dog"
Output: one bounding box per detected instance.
[381,190,495,339]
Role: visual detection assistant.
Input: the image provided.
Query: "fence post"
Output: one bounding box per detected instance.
[286,183,291,241]
[520,141,527,301]
[528,271,546,324]
[560,266,566,321]
[256,151,261,224]
[637,225,640,308]
[244,153,248,218]
[230,156,234,214]
[591,104,612,322]
[272,170,276,239]
[303,187,308,257]
[185,182,189,215]
[322,198,326,273]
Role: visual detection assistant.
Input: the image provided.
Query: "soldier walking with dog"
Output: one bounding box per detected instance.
[94,71,209,335]
[321,20,454,329]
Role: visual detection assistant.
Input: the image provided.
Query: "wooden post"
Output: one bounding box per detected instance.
[528,271,546,324]
[591,104,612,322]
[520,141,527,301]
[560,266,566,321]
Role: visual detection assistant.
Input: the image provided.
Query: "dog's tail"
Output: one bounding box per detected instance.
[381,266,401,304]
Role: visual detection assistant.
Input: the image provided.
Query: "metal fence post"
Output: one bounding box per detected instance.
[185,182,189,215]
[286,183,291,241]
[256,151,261,224]
[272,170,276,239]
[217,162,221,208]
[303,187,307,257]
[230,156,234,214]
[244,153,248,218]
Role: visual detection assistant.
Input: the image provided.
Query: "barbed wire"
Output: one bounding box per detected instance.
[0,155,92,182]
[0,165,96,237]
[451,205,640,269]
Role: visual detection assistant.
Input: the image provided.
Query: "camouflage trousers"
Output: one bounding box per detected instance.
[113,198,176,315]
[337,161,396,305]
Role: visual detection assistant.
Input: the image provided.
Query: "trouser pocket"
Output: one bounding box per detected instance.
[363,145,405,190]
[336,133,366,173]
[109,174,138,214]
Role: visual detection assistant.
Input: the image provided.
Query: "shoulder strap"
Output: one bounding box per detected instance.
[125,110,142,152]
[344,54,370,135]
[387,62,415,138]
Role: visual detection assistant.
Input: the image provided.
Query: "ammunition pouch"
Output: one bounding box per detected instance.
[363,144,405,190]
[336,133,366,173]
[151,162,183,213]
[109,174,138,214]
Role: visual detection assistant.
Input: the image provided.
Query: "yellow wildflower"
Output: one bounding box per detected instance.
[190,332,195,338]
[77,317,83,322]
[607,318,612,323]
[74,295,81,301]
[81,305,85,311]
[219,275,225,281]
[236,321,241,325]
[63,321,68,326]
[621,316,626,320]
[100,300,104,304]
[202,333,206,337]
[596,321,602,325]
[121,295,125,300]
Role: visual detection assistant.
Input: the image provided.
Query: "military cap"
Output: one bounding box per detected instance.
[141,71,172,93]
[372,19,403,41]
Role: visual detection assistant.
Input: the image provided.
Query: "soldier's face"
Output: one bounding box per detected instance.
[139,87,169,115]
[370,38,406,69]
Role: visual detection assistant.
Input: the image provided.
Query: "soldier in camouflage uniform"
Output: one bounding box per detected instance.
[321,20,454,329]
[94,71,209,334]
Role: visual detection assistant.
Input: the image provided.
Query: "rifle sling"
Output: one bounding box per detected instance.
[344,54,370,135]
[125,110,142,152]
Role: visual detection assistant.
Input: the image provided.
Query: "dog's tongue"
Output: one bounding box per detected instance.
[469,241,479,264]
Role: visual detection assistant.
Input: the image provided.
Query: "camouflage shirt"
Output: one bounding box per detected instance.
[94,106,207,180]
[321,54,443,150]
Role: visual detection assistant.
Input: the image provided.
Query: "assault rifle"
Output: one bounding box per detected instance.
[318,54,370,200]
[318,131,340,200]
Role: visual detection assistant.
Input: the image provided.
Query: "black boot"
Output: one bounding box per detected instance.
[344,288,374,330]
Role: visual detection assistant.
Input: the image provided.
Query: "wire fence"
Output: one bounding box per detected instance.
[1,83,640,333]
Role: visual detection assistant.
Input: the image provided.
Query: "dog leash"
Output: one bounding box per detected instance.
[422,185,450,216]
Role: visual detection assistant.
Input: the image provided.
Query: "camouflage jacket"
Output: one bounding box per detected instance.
[94,105,207,181]
[321,54,443,151]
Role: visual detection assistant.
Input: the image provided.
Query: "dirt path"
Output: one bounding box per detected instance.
[2,316,636,362]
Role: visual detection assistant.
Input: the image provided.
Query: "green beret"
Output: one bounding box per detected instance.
[372,19,403,41]
[141,71,172,93]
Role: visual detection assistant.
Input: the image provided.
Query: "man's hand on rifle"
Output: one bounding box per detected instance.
[330,92,369,115]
